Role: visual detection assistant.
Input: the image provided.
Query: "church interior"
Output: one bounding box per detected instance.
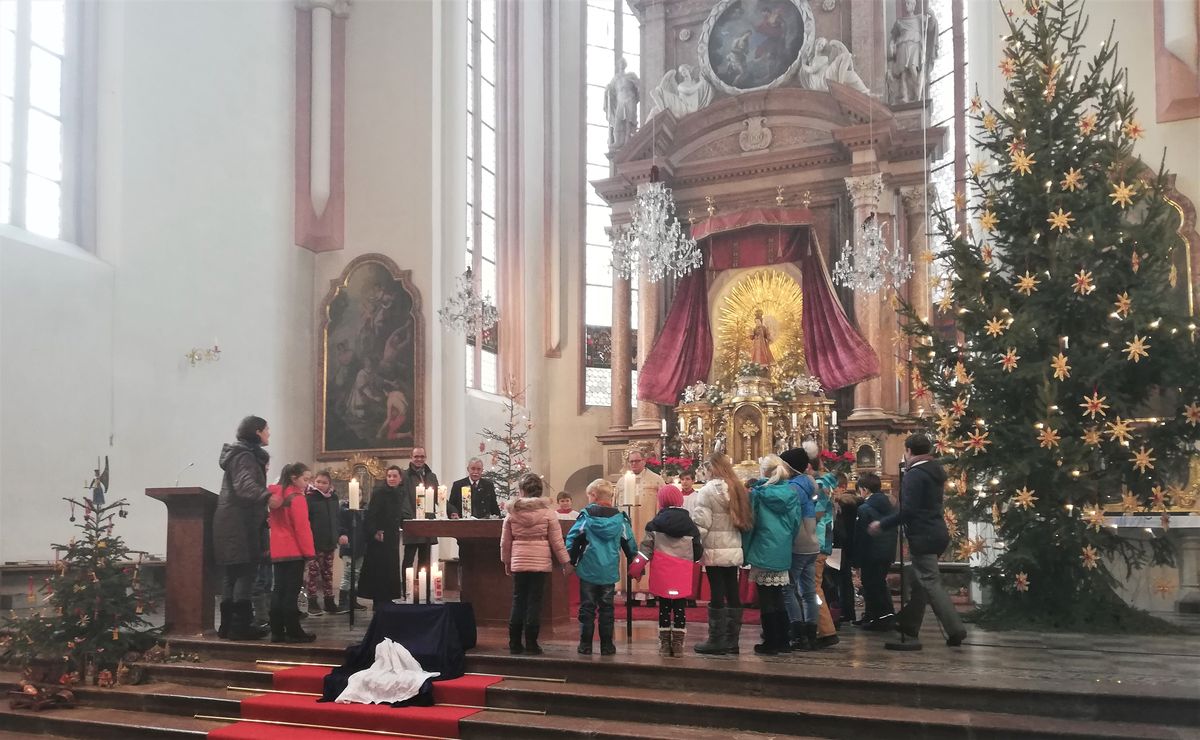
[2,0,1200,737]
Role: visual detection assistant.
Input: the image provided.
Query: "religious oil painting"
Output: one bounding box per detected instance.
[704,0,807,91]
[317,254,424,459]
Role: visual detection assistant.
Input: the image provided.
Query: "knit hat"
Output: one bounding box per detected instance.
[657,484,683,510]
[780,447,809,476]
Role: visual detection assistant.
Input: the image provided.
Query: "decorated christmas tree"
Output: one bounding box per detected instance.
[2,498,160,683]
[478,384,533,503]
[901,0,1200,629]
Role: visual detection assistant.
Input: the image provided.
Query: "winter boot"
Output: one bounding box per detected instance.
[228,601,268,641]
[814,623,839,649]
[754,611,780,655]
[508,622,525,654]
[578,619,594,655]
[693,607,728,655]
[217,600,232,639]
[669,627,686,657]
[324,595,346,615]
[598,620,617,655]
[307,594,324,616]
[658,628,673,657]
[269,608,286,643]
[285,608,317,643]
[252,593,271,631]
[523,624,543,655]
[725,607,744,655]
[774,613,796,653]
[791,621,815,651]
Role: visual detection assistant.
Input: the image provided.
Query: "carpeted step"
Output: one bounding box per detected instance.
[271,666,501,705]
[240,692,478,737]
[210,721,427,739]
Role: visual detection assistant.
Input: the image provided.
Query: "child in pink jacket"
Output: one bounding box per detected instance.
[629,485,704,657]
[501,473,571,654]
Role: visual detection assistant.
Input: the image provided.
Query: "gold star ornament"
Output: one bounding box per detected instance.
[1109,181,1136,208]
[1105,416,1133,444]
[999,56,1017,78]
[966,430,992,455]
[1114,291,1132,318]
[950,395,969,418]
[1000,348,1020,372]
[1038,426,1061,449]
[1083,509,1106,531]
[985,317,1007,337]
[1016,271,1040,296]
[1060,168,1083,192]
[1013,486,1038,510]
[1073,270,1096,295]
[979,209,998,231]
[1048,207,1075,233]
[1082,427,1103,446]
[1051,352,1071,381]
[969,96,982,114]
[1081,545,1100,570]
[1131,445,1156,473]
[952,190,967,210]
[982,112,999,132]
[1122,119,1145,140]
[970,159,989,178]
[1079,114,1097,135]
[1010,150,1036,176]
[1015,572,1030,592]
[1079,391,1109,419]
[1123,334,1150,363]
[1184,402,1200,426]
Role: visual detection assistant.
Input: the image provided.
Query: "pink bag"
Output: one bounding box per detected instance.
[648,551,696,600]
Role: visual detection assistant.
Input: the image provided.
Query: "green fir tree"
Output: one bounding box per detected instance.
[2,498,161,681]
[478,385,532,503]
[901,0,1200,630]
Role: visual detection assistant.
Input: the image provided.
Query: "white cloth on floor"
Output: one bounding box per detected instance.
[335,637,440,705]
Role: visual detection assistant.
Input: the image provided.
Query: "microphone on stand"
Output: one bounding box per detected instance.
[175,462,195,487]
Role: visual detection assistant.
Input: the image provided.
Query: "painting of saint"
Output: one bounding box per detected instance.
[318,256,423,458]
[706,0,806,91]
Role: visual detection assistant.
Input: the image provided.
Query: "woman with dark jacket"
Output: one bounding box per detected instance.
[357,466,405,609]
[213,415,272,640]
[833,486,861,624]
[267,463,317,643]
[854,473,898,629]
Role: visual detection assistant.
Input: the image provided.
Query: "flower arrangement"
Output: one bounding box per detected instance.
[738,361,770,378]
[819,449,856,476]
[704,384,727,405]
[645,456,696,477]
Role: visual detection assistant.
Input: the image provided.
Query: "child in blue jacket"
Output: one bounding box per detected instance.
[565,478,637,655]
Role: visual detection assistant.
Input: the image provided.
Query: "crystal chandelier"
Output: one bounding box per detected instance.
[832,217,913,294]
[438,267,499,335]
[610,179,703,283]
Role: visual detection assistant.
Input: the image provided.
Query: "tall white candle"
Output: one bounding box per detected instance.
[418,568,428,603]
[831,410,838,426]
[348,479,361,510]
[660,418,667,435]
[433,565,443,602]
[404,567,414,603]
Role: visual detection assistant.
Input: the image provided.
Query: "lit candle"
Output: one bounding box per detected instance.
[831,410,838,426]
[418,568,428,603]
[437,485,447,516]
[812,412,819,427]
[404,567,415,603]
[661,418,667,435]
[461,484,473,518]
[348,479,361,510]
[791,412,798,428]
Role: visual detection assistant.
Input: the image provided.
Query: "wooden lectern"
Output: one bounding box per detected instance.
[402,518,573,627]
[146,487,218,635]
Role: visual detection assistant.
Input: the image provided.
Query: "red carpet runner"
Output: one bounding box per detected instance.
[207,666,502,739]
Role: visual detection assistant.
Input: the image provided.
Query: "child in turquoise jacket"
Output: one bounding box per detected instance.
[565,478,637,655]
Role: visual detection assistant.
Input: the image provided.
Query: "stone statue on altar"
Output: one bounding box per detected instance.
[604,57,640,151]
[887,0,938,104]
[749,309,774,366]
[800,38,871,95]
[649,64,714,119]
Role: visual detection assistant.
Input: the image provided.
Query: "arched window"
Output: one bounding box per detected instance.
[583,0,639,407]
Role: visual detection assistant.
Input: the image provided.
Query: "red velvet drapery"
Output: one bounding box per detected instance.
[637,208,878,404]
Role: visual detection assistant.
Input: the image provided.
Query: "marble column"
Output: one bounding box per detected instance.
[900,184,935,415]
[610,274,632,431]
[845,173,889,421]
[632,261,662,431]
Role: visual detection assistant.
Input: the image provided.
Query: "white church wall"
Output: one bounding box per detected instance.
[0,0,313,561]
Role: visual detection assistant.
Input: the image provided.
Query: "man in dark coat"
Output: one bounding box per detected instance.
[357,466,405,608]
[401,448,439,588]
[869,433,967,647]
[212,416,272,640]
[448,457,502,519]
[853,473,897,629]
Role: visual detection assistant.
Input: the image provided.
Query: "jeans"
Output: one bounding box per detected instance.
[510,572,546,627]
[784,552,819,624]
[705,566,741,608]
[271,560,306,613]
[252,560,273,601]
[899,553,966,637]
[860,559,894,621]
[658,598,686,628]
[578,580,615,640]
[221,562,257,602]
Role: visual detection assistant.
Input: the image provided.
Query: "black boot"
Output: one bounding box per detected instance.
[754,611,780,655]
[598,620,616,656]
[509,622,525,654]
[725,607,744,655]
[693,606,728,655]
[285,608,317,643]
[774,613,796,652]
[269,607,286,643]
[218,600,232,639]
[324,595,346,614]
[524,624,543,655]
[578,619,594,655]
[228,600,268,641]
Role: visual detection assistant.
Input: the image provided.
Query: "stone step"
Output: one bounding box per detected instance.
[0,705,222,739]
[484,677,1198,740]
[461,709,828,739]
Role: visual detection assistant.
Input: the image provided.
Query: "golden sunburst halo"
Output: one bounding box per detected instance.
[715,270,806,387]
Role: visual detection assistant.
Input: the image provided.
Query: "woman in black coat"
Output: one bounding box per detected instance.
[212,415,272,640]
[356,465,405,609]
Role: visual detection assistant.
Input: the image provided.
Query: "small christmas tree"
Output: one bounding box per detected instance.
[478,384,533,503]
[2,497,161,683]
[900,0,1200,630]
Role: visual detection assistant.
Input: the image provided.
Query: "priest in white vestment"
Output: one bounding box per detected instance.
[613,447,665,600]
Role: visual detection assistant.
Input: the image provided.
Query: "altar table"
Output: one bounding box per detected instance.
[402,518,574,627]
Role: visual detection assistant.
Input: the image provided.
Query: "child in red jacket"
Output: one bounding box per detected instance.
[268,462,317,643]
[629,485,704,657]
